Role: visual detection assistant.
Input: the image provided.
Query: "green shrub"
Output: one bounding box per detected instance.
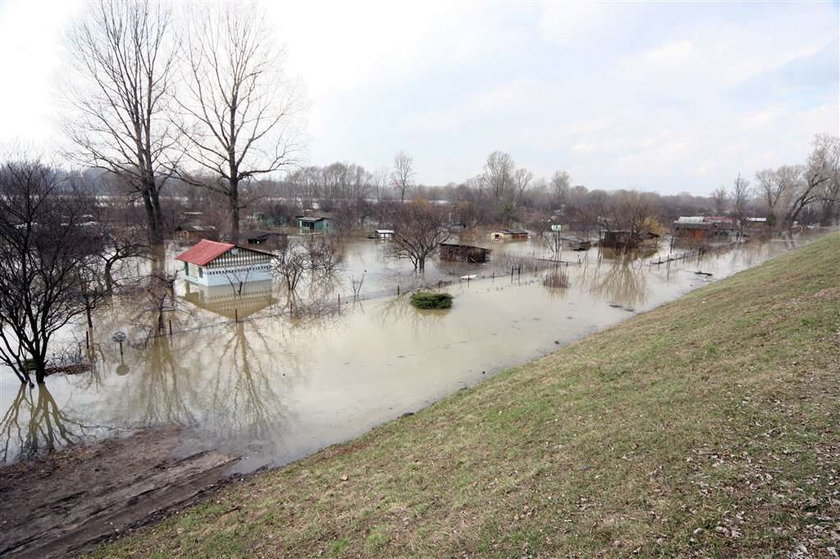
[410,292,453,309]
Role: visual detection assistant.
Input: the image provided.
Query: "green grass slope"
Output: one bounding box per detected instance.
[94,234,840,558]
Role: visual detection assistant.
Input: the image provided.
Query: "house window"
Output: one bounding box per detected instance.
[198,267,204,278]
[184,262,189,276]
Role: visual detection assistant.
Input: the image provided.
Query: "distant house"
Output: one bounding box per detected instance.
[296,216,332,232]
[243,230,288,250]
[439,242,491,263]
[175,239,274,287]
[562,236,591,251]
[374,229,394,240]
[672,216,736,241]
[175,211,218,242]
[490,229,528,241]
[175,223,218,242]
[599,230,659,250]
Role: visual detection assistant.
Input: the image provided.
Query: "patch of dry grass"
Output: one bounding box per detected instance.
[92,234,840,558]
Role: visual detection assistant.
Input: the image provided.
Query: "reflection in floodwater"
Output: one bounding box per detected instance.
[199,321,289,453]
[0,233,830,469]
[183,281,275,321]
[0,384,91,462]
[587,257,649,309]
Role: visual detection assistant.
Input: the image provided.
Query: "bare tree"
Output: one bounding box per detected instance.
[392,151,415,203]
[783,135,838,230]
[305,235,344,278]
[549,170,571,207]
[388,199,452,273]
[66,0,178,246]
[731,173,752,236]
[512,168,533,208]
[483,151,515,200]
[755,165,803,226]
[274,241,308,299]
[177,3,303,243]
[0,161,96,385]
[600,190,663,253]
[711,186,729,215]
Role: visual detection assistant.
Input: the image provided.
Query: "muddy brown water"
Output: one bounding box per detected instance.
[0,235,810,474]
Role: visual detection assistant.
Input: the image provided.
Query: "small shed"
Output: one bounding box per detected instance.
[175,224,218,242]
[175,239,274,287]
[563,236,591,251]
[439,242,491,263]
[243,230,288,249]
[672,216,736,241]
[490,229,529,241]
[374,229,394,240]
[296,216,332,232]
[600,230,659,250]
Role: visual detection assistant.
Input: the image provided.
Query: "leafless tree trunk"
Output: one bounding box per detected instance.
[731,174,751,237]
[0,160,96,384]
[513,168,533,208]
[66,0,178,246]
[755,165,803,226]
[392,151,415,203]
[549,170,571,207]
[483,151,515,201]
[783,135,838,230]
[177,3,303,244]
[599,190,663,253]
[711,186,728,215]
[387,200,452,273]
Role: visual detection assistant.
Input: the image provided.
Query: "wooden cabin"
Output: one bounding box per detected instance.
[490,229,529,241]
[296,216,332,232]
[599,230,659,250]
[175,239,274,287]
[672,216,736,241]
[243,230,288,250]
[439,242,491,263]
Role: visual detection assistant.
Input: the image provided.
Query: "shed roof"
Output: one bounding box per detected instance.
[175,239,235,266]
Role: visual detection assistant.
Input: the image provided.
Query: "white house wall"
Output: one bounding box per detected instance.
[183,263,273,287]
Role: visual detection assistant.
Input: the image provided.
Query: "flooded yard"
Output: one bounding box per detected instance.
[0,235,814,473]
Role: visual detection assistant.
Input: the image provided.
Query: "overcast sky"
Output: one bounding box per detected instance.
[0,0,837,195]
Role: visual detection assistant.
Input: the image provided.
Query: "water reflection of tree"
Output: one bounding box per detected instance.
[104,311,201,429]
[204,320,292,445]
[586,257,648,309]
[0,384,91,462]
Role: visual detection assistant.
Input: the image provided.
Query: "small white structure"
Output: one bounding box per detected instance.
[175,239,274,288]
[375,229,394,240]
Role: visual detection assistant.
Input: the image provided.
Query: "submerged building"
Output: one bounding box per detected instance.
[175,239,274,288]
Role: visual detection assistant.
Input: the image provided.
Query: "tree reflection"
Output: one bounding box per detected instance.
[0,384,91,462]
[586,257,649,309]
[203,320,290,445]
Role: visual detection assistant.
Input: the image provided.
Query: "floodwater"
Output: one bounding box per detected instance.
[0,234,819,472]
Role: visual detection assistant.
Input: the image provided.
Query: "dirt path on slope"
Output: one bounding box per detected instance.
[0,428,237,558]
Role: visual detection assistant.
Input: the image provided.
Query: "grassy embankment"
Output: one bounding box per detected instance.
[94,234,839,558]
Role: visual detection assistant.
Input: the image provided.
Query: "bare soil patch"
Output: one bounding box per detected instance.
[0,427,236,558]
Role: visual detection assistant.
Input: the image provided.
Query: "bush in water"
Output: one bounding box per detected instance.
[410,292,453,309]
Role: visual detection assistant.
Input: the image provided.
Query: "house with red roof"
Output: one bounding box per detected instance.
[175,239,274,287]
